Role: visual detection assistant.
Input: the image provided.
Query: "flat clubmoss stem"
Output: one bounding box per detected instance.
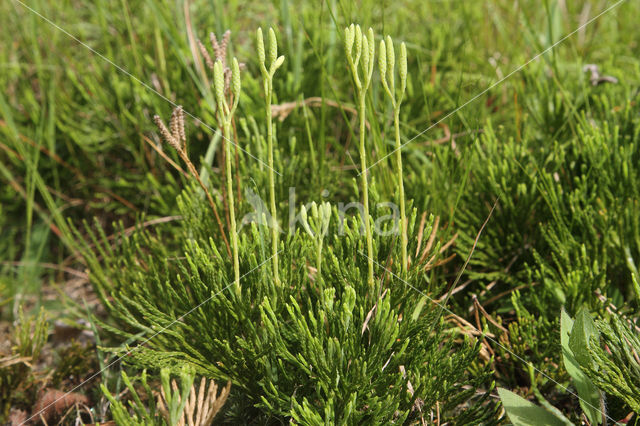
[380,37,408,274]
[258,27,285,286]
[345,24,375,287]
[223,119,240,288]
[394,107,407,273]
[359,93,374,285]
[213,59,241,292]
[266,78,279,286]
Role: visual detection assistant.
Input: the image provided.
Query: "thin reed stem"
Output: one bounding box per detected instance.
[212,58,242,293]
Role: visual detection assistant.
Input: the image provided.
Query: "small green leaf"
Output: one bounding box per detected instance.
[497,388,571,426]
[569,308,599,368]
[561,309,603,424]
[560,308,574,349]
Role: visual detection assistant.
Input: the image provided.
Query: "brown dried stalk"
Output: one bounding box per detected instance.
[154,107,231,257]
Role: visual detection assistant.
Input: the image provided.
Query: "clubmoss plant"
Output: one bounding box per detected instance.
[257,27,285,286]
[213,58,242,290]
[379,36,408,274]
[82,185,495,423]
[344,24,375,286]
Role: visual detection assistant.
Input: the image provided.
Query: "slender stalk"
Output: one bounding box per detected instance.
[266,78,279,285]
[223,119,239,287]
[257,28,285,286]
[301,202,330,279]
[218,136,231,232]
[180,152,231,257]
[232,119,242,204]
[379,37,408,273]
[213,59,242,292]
[359,93,374,285]
[394,107,407,273]
[344,24,375,287]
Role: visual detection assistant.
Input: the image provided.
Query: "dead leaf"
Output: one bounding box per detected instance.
[32,388,89,424]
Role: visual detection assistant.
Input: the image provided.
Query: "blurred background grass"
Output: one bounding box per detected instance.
[2,0,636,315]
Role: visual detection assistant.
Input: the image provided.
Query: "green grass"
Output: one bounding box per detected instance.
[1,0,640,424]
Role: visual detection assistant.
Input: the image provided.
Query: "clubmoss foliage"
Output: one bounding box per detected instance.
[534,106,640,313]
[443,64,640,416]
[578,310,640,414]
[78,181,496,423]
[454,95,640,325]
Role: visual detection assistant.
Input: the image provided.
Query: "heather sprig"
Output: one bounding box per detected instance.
[344,23,375,287]
[379,36,408,274]
[257,27,285,286]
